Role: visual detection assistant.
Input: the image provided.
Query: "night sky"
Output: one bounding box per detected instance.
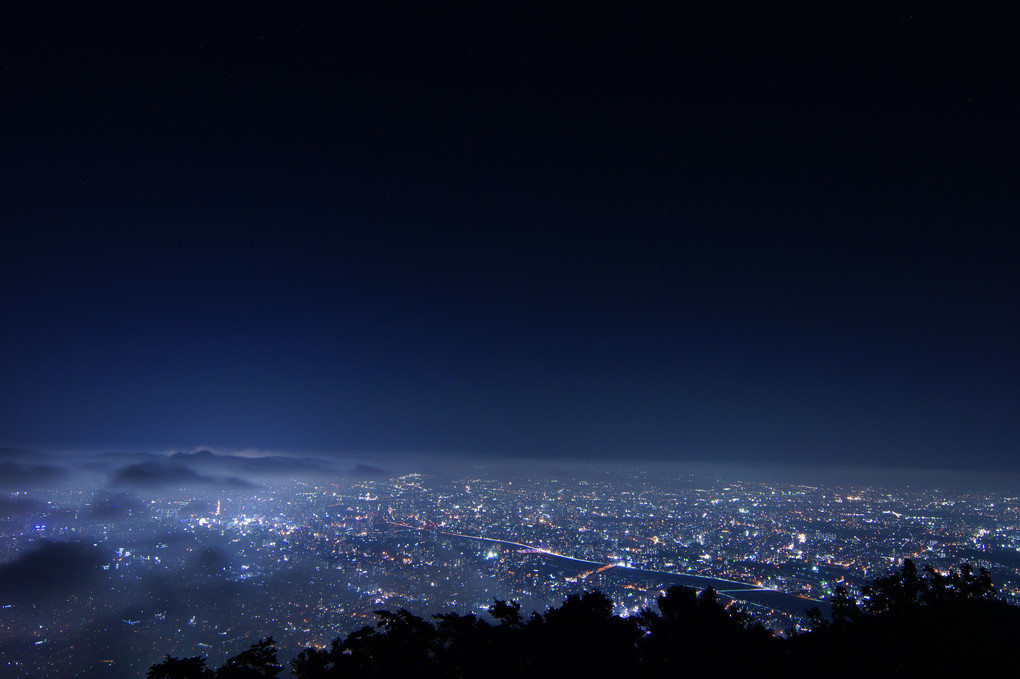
[2,5,1017,471]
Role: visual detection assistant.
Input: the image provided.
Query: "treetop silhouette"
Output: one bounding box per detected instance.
[151,561,1019,678]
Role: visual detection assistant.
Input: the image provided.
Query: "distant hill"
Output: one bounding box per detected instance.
[166,449,342,478]
[111,461,256,490]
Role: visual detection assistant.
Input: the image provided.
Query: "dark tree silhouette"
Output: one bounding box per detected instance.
[487,598,522,628]
[808,559,998,626]
[147,639,280,679]
[214,637,282,678]
[147,654,213,679]
[796,561,1018,677]
[151,564,1019,679]
[637,586,776,675]
[524,590,641,677]
[289,642,343,679]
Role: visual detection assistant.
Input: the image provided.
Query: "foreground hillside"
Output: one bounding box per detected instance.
[149,561,1020,678]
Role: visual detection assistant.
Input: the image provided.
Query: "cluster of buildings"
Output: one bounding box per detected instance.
[2,468,1019,677]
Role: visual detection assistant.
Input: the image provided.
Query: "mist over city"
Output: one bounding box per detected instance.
[4,446,1020,675]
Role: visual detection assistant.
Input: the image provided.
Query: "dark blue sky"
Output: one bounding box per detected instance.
[2,5,1017,470]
